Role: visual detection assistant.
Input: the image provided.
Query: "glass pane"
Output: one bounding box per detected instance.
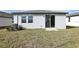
[22,16,26,19]
[28,16,33,19]
[28,16,33,23]
[21,16,26,23]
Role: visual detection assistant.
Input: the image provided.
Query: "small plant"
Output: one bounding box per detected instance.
[7,24,26,31]
[7,24,18,31]
[18,25,26,30]
[6,26,12,31]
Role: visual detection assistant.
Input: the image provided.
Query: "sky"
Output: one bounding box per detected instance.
[1,10,79,14]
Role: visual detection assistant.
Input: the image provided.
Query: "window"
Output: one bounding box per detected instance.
[28,16,33,23]
[21,16,26,23]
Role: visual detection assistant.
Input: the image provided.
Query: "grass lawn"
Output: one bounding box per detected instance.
[59,27,79,48]
[0,27,78,48]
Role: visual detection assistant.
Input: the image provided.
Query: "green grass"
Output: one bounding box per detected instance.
[0,27,78,48]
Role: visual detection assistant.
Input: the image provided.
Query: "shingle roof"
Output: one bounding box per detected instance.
[12,10,68,14]
[0,11,12,18]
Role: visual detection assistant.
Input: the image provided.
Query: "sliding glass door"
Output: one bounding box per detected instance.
[45,15,55,28]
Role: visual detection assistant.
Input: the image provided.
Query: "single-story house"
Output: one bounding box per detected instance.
[12,10,67,29]
[0,11,12,27]
[66,12,79,27]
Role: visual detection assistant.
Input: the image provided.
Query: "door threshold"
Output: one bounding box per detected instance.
[45,28,58,31]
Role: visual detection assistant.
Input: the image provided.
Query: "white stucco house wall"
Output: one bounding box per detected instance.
[12,10,67,29]
[66,12,79,27]
[0,11,12,27]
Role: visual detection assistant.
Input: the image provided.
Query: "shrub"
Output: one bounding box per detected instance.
[7,24,18,31]
[18,25,26,30]
[7,24,26,31]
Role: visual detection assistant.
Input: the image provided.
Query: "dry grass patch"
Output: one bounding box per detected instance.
[0,29,72,48]
[59,28,79,48]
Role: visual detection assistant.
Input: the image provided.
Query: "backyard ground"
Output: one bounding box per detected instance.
[0,27,79,48]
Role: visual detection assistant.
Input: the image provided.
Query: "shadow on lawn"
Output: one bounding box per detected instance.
[66,26,77,29]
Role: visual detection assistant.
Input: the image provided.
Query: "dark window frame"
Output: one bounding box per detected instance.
[28,16,33,23]
[21,16,26,23]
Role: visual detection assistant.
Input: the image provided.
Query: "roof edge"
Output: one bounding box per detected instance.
[11,10,68,14]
